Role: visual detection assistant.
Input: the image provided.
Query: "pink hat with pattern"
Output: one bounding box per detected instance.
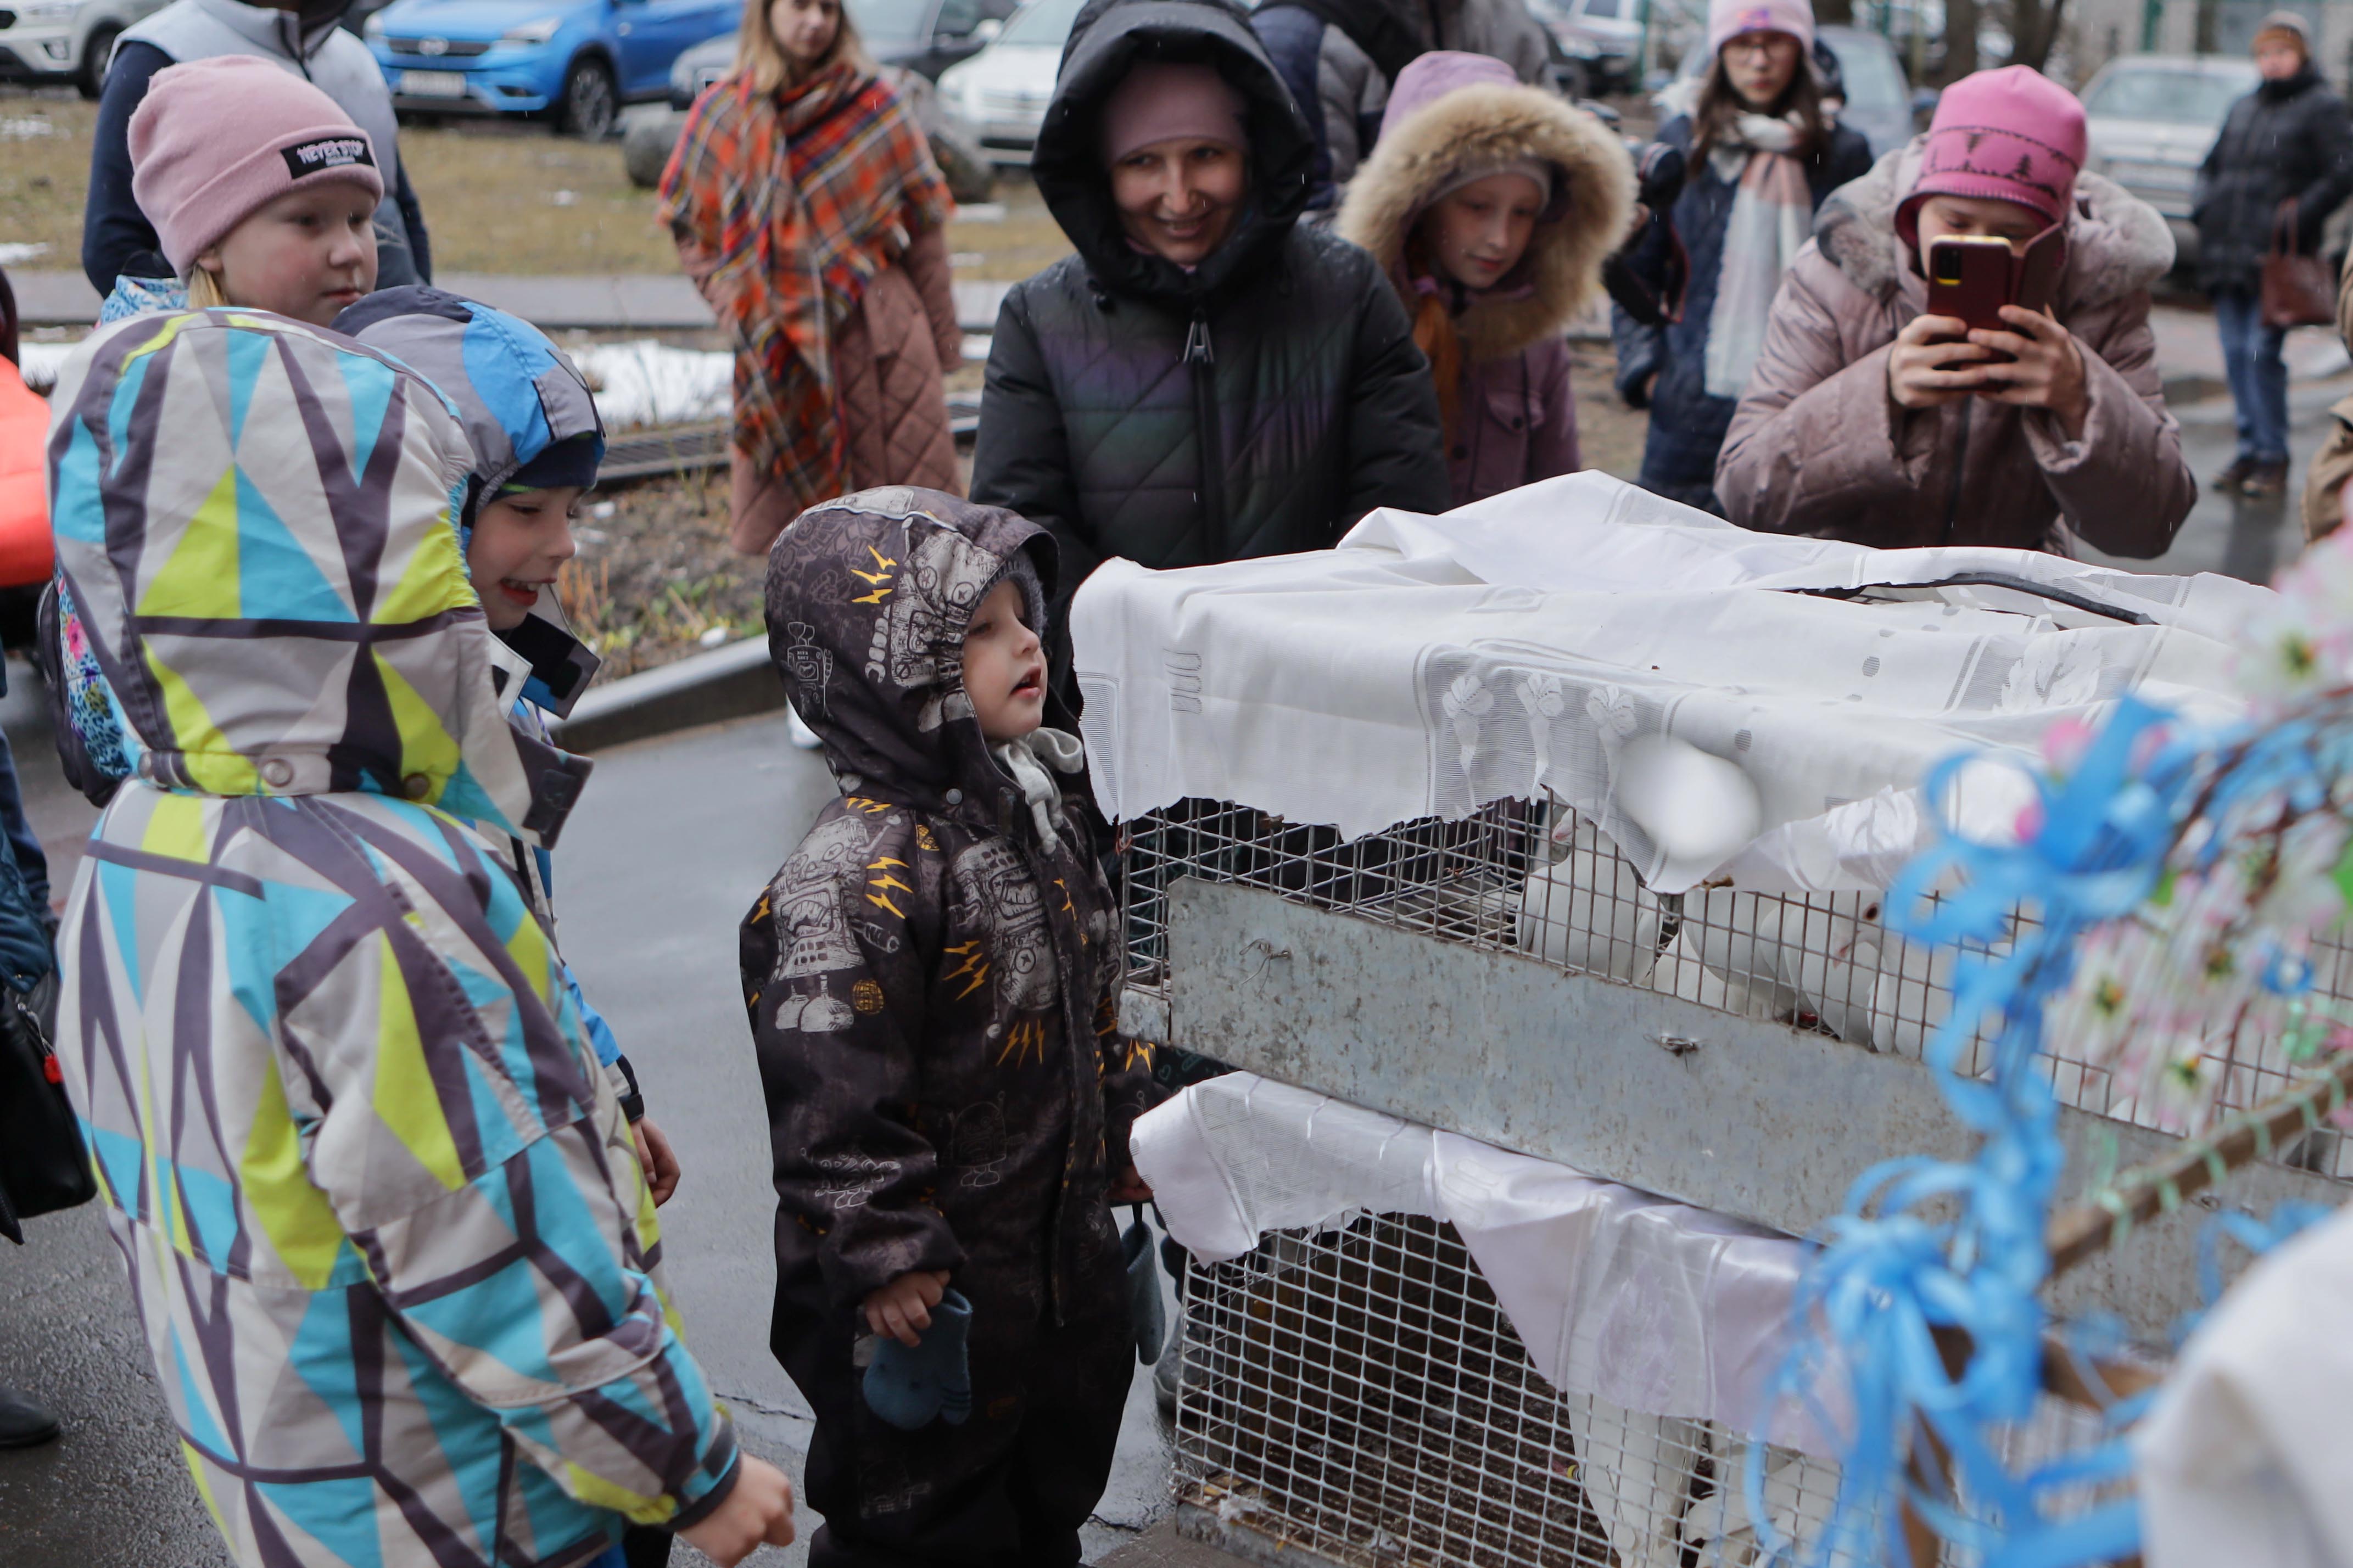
[128,55,383,278]
[1897,65,2087,245]
[1708,0,1815,54]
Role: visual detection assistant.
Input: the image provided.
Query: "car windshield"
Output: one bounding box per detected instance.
[999,0,1086,45]
[2083,66,2254,125]
[1828,38,1907,109]
[1581,0,1626,18]
[851,0,935,41]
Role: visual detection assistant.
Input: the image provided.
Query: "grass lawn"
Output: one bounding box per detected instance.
[0,84,1070,279]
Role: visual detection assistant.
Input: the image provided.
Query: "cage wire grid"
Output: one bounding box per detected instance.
[1122,798,2353,1178]
[1126,797,2322,1567]
[1170,1212,2111,1568]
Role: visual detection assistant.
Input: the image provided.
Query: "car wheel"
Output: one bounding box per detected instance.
[558,57,618,141]
[77,23,120,99]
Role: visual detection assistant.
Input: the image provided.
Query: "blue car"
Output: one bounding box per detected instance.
[366,0,736,140]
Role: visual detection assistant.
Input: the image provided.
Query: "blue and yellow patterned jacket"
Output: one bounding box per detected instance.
[46,307,739,1568]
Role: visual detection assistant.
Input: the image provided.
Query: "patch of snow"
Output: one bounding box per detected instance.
[569,339,733,429]
[0,117,61,140]
[14,340,76,393]
[953,202,1007,222]
[0,242,52,265]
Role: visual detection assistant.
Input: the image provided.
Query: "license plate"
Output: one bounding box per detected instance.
[400,69,468,99]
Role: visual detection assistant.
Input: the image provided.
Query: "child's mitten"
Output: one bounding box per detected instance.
[862,1288,973,1430]
[1124,1205,1165,1365]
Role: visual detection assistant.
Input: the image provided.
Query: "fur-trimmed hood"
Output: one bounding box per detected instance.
[1815,136,2176,311]
[1336,80,1634,360]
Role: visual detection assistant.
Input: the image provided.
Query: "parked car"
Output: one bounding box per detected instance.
[2078,53,2261,268]
[1667,24,1914,159]
[667,0,1017,107]
[366,0,737,140]
[1527,0,1647,96]
[933,0,1085,164]
[0,0,164,98]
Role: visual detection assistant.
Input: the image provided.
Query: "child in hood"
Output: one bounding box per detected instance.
[1337,49,1634,506]
[44,307,797,1566]
[1715,65,2196,553]
[336,285,683,1208]
[742,486,1164,1565]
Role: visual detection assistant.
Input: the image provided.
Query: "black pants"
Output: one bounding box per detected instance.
[775,1263,1133,1568]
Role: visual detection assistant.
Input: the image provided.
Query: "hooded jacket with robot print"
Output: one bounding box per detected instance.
[46,307,739,1568]
[742,486,1161,1323]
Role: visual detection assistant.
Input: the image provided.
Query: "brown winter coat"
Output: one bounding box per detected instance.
[1715,141,2195,556]
[2301,249,2353,542]
[1336,77,1632,505]
[727,225,964,556]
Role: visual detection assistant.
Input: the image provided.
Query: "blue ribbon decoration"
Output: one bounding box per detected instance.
[1746,693,2353,1567]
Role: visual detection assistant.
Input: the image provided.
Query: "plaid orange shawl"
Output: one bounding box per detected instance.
[658,61,953,509]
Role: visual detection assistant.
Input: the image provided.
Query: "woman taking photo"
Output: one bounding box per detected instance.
[1610,0,1872,512]
[660,0,962,557]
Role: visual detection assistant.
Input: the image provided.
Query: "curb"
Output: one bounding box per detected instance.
[550,636,788,753]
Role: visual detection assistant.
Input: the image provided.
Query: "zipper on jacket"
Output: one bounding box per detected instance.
[1939,397,1974,546]
[1186,309,1228,561]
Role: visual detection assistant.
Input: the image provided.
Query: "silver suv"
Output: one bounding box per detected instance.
[0,0,166,98]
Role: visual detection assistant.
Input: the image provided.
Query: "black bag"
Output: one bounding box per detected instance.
[0,972,93,1244]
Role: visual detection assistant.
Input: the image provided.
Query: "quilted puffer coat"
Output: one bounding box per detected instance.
[1715,141,2196,556]
[47,309,739,1568]
[970,0,1450,633]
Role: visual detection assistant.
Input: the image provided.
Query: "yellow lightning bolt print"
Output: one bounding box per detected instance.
[943,939,990,1000]
[996,1018,1047,1068]
[849,545,898,605]
[865,856,914,917]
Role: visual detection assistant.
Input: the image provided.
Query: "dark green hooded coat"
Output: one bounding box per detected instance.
[970,0,1450,631]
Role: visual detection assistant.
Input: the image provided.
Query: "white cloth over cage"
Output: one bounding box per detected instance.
[1131,1071,1840,1461]
[2136,1200,2353,1568]
[1071,471,2270,895]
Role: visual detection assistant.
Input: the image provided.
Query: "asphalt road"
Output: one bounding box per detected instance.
[0,699,1174,1568]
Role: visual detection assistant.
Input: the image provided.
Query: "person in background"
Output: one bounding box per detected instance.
[2301,233,2353,541]
[81,0,428,296]
[1338,50,1634,505]
[1609,0,1871,512]
[660,0,962,559]
[2194,10,2353,500]
[972,0,1449,653]
[745,488,1162,1567]
[1716,66,2195,555]
[0,263,61,1458]
[1249,0,1431,212]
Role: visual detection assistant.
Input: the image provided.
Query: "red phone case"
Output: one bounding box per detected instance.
[1924,237,2015,334]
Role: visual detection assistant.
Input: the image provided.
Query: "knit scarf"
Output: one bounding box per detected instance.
[1702,113,1813,400]
[991,728,1086,842]
[656,60,952,511]
[1410,281,1467,447]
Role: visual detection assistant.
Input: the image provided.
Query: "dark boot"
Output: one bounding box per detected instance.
[2242,459,2290,499]
[2214,455,2256,489]
[0,1387,59,1448]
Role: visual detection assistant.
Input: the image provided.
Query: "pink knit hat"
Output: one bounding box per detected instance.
[129,55,384,277]
[1897,65,2086,245]
[1099,62,1249,165]
[1708,0,1815,55]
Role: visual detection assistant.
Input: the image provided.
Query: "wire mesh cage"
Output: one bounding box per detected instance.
[1122,797,2353,1181]
[1169,1212,2119,1568]
[1127,794,2331,1566]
